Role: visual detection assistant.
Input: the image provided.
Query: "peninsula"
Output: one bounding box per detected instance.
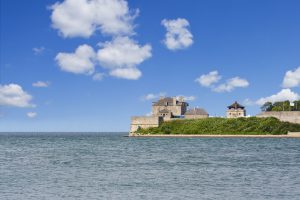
[130,97,300,137]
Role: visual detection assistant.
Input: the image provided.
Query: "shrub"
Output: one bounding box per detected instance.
[138,117,300,135]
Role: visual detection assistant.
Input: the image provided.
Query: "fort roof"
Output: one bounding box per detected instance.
[185,108,208,115]
[228,101,245,109]
[153,97,187,106]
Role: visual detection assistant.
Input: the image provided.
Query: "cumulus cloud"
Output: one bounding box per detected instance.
[92,72,105,81]
[97,37,151,69]
[256,89,300,105]
[50,0,137,38]
[33,47,45,55]
[55,44,96,75]
[109,68,141,80]
[195,71,221,87]
[242,98,254,106]
[32,81,50,87]
[141,93,195,102]
[51,0,152,81]
[282,66,300,88]
[27,112,37,118]
[183,96,196,101]
[142,92,166,101]
[55,38,151,80]
[0,84,35,108]
[97,37,151,79]
[145,111,153,116]
[177,95,196,101]
[196,71,249,93]
[213,77,249,92]
[51,1,151,80]
[161,18,193,50]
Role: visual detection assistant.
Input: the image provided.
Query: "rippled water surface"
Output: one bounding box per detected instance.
[0,133,300,200]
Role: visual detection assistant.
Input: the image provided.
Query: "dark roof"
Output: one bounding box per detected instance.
[159,109,170,113]
[227,101,245,109]
[185,108,208,115]
[153,97,176,106]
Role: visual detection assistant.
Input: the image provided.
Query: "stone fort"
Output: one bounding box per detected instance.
[226,101,246,118]
[130,98,300,134]
[130,97,208,133]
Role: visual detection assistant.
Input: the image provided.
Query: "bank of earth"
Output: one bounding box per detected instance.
[135,117,300,135]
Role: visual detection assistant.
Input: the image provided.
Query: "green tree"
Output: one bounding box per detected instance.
[261,102,273,111]
[283,100,291,111]
[261,100,300,112]
[293,100,300,111]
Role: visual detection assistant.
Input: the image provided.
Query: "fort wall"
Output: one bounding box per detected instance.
[185,114,209,119]
[130,116,163,134]
[256,111,300,124]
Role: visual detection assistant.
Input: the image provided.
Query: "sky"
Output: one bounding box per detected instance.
[1,0,300,132]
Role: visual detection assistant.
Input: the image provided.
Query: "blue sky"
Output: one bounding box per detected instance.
[1,0,300,132]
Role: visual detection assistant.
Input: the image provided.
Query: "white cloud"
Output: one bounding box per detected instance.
[184,96,196,101]
[196,71,249,93]
[55,38,151,80]
[97,37,151,79]
[195,71,221,87]
[256,89,300,105]
[92,73,105,81]
[243,98,255,106]
[161,18,193,50]
[33,47,45,55]
[144,94,157,100]
[109,68,141,80]
[213,77,249,92]
[177,95,196,101]
[146,111,153,116]
[282,66,300,88]
[51,1,153,81]
[55,44,96,75]
[27,112,37,118]
[32,81,50,87]
[50,0,137,38]
[51,1,152,81]
[0,84,35,108]
[141,93,195,102]
[97,37,151,69]
[142,92,166,101]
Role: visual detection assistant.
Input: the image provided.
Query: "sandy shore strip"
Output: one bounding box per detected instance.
[129,134,300,138]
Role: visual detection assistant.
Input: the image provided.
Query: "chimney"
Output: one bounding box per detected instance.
[179,96,184,102]
[173,97,177,105]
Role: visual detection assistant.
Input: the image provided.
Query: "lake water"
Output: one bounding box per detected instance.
[0,132,299,200]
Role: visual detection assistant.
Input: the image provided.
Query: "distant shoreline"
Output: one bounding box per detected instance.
[129,134,300,138]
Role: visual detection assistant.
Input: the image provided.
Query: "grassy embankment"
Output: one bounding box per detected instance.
[136,117,300,135]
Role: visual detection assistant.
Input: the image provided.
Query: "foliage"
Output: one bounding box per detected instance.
[261,102,273,111]
[136,117,300,135]
[261,100,300,111]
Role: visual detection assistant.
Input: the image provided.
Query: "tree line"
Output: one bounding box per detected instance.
[261,100,300,111]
